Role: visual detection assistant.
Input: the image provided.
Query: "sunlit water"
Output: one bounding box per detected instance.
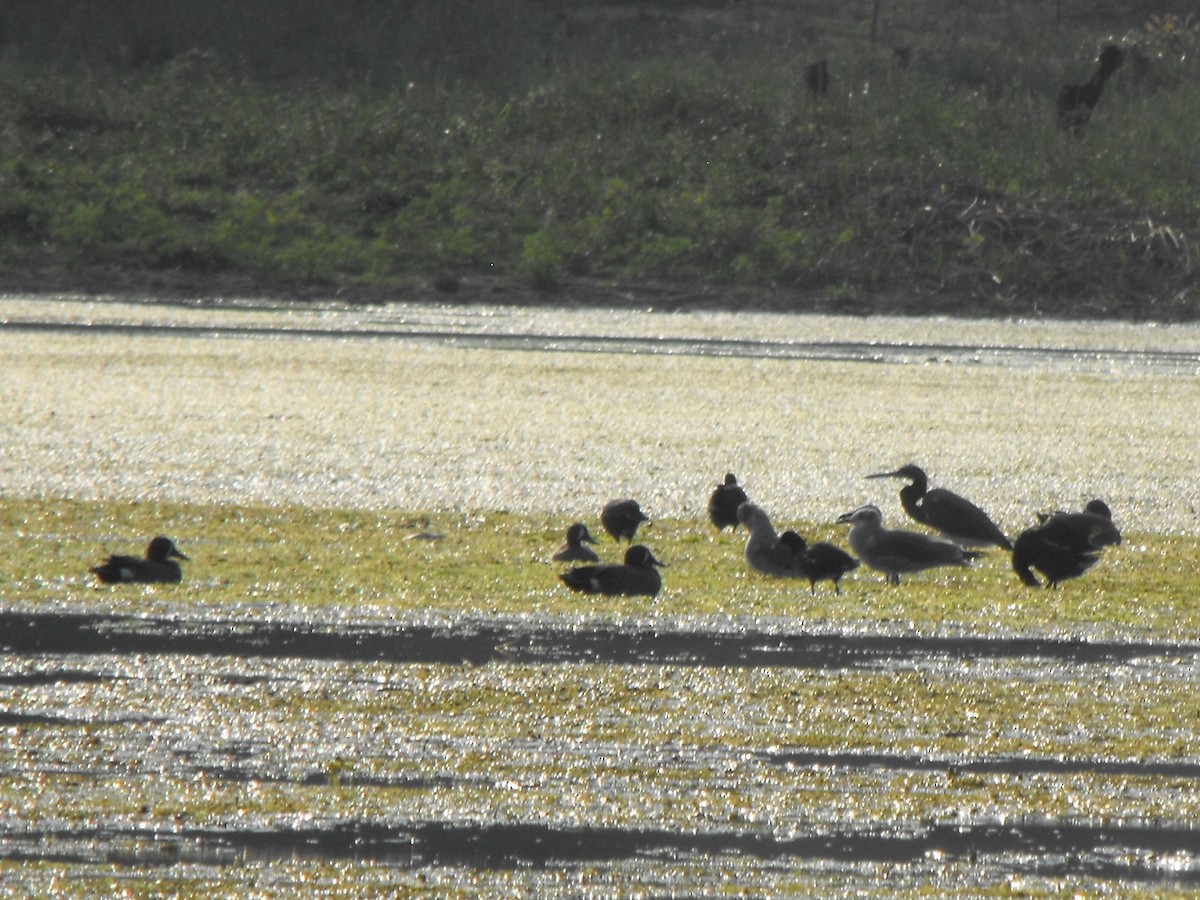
[2,294,1199,534]
[3,294,1200,895]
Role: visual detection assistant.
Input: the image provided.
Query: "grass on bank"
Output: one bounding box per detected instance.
[0,3,1197,317]
[1,495,1195,640]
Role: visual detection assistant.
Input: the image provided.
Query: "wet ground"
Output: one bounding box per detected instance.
[3,296,1200,895]
[4,607,1200,893]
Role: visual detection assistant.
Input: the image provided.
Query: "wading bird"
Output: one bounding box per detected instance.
[1058,44,1124,133]
[90,536,189,584]
[558,544,664,598]
[551,522,600,563]
[837,504,973,585]
[708,473,749,532]
[601,499,650,543]
[868,464,1011,550]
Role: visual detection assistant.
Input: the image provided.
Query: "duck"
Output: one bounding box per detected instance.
[1013,499,1120,589]
[90,536,189,584]
[778,530,860,595]
[837,504,973,585]
[867,463,1011,550]
[707,472,749,532]
[736,502,807,578]
[1036,499,1122,549]
[551,522,600,563]
[558,544,665,597]
[601,499,650,543]
[1011,523,1100,589]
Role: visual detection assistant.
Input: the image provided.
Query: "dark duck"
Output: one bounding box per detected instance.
[551,522,600,563]
[601,499,650,543]
[777,530,859,595]
[1013,499,1121,588]
[707,473,749,532]
[558,544,664,598]
[90,536,189,584]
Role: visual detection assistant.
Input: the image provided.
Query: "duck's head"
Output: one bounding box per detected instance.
[148,536,188,562]
[625,545,665,568]
[567,522,597,544]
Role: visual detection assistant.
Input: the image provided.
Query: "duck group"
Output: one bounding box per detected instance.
[553,465,1124,598]
[92,466,1121,598]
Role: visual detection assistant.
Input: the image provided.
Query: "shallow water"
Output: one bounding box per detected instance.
[3,295,1200,895]
[3,610,1200,894]
[2,294,1199,534]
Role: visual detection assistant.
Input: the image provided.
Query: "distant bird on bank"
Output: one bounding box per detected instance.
[837,504,974,585]
[90,536,189,584]
[777,530,859,595]
[806,59,829,98]
[601,499,650,543]
[868,463,1012,550]
[1013,499,1121,589]
[558,544,664,598]
[551,522,600,563]
[708,473,749,532]
[737,502,807,578]
[1058,44,1124,133]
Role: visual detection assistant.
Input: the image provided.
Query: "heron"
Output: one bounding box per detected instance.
[868,464,1011,550]
[1058,44,1124,133]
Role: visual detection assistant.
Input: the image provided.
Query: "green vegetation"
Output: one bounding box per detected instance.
[2,495,1197,639]
[4,495,1200,896]
[0,2,1196,317]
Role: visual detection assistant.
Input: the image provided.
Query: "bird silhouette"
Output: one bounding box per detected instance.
[551,522,600,563]
[737,502,807,578]
[837,504,974,585]
[1036,499,1122,549]
[558,544,664,597]
[777,530,859,595]
[868,464,1011,550]
[708,473,749,532]
[1014,499,1120,588]
[1058,44,1124,132]
[600,499,650,543]
[90,536,189,584]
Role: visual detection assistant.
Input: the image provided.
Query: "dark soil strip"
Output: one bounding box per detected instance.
[7,820,1200,881]
[2,610,1197,670]
[761,748,1200,779]
[4,318,1198,371]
